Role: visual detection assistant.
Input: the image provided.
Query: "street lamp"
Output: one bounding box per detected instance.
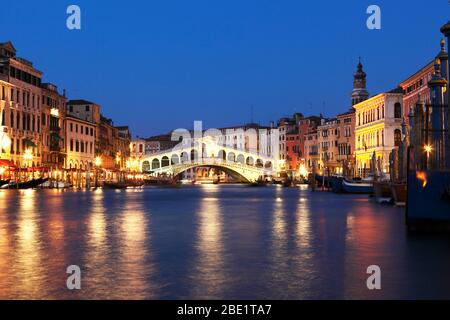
[424,144,432,169]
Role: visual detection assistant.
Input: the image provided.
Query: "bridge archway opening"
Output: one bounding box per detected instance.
[142,161,151,172]
[246,156,254,166]
[161,156,170,167]
[236,154,245,164]
[256,159,264,168]
[171,154,179,165]
[152,158,160,170]
[174,164,252,183]
[181,152,189,163]
[190,149,199,163]
[227,152,236,162]
[265,161,273,169]
[218,150,226,161]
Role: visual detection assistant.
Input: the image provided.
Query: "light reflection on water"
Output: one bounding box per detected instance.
[188,185,226,299]
[0,185,450,299]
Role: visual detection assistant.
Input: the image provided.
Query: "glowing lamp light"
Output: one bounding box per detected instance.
[23,148,33,160]
[298,164,308,177]
[1,135,11,150]
[0,167,5,175]
[50,108,60,117]
[95,156,102,167]
[424,145,432,154]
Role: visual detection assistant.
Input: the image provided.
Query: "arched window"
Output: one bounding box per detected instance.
[394,103,402,118]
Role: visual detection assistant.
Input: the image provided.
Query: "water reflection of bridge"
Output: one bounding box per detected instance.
[140,145,276,183]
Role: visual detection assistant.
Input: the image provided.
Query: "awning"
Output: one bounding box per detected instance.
[0,159,15,167]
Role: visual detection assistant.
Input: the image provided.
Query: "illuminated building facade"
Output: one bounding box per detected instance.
[400,61,434,125]
[354,92,404,176]
[336,109,356,175]
[304,129,319,172]
[317,118,340,174]
[40,83,67,170]
[0,42,49,171]
[65,115,96,170]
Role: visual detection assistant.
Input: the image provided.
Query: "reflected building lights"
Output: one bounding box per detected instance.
[15,189,43,297]
[116,198,151,299]
[190,188,225,298]
[272,187,287,246]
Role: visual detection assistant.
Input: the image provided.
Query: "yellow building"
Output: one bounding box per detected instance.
[354,92,403,176]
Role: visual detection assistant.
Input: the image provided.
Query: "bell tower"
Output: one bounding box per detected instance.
[351,58,369,106]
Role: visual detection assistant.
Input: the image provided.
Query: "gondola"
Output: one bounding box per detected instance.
[2,178,48,189]
[0,180,10,188]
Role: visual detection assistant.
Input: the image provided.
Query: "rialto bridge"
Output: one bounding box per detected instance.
[139,142,278,183]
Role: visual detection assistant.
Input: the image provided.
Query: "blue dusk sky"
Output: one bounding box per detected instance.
[1,1,449,137]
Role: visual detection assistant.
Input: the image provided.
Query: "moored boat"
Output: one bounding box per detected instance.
[315,174,333,188]
[0,180,10,188]
[2,178,48,189]
[331,176,344,193]
[342,179,374,194]
[103,181,128,189]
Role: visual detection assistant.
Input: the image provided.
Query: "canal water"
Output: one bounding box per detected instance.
[1,185,450,299]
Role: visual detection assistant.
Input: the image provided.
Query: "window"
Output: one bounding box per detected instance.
[394,129,402,146]
[86,105,90,111]
[394,103,402,118]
